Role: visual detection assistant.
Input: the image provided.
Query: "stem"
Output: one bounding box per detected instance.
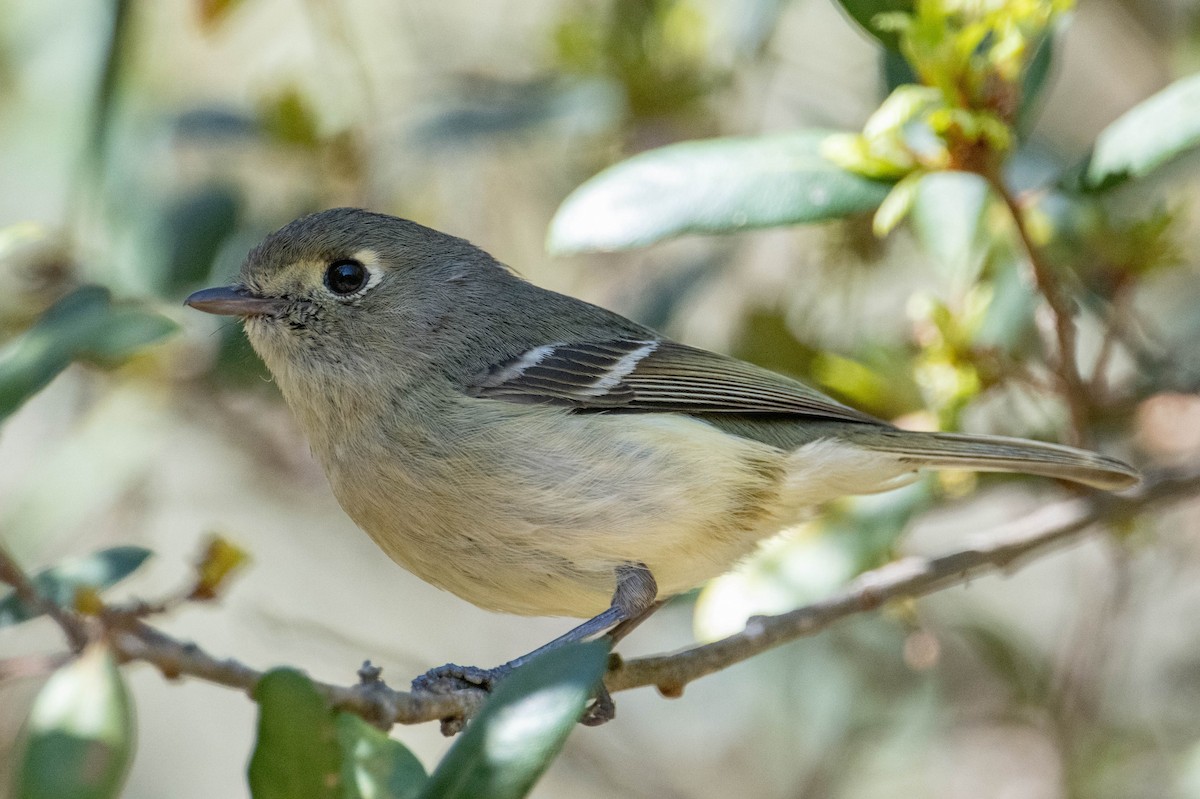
[988,177,1091,446]
[0,546,88,652]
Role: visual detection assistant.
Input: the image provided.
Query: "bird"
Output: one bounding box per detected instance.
[185,207,1139,688]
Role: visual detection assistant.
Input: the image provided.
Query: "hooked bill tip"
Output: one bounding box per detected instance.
[185,285,281,317]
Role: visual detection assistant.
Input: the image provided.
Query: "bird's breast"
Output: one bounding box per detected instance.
[315,398,792,617]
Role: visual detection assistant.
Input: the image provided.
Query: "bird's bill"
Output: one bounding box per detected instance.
[185,285,284,317]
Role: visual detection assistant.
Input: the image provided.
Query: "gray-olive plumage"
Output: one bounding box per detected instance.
[186,208,1139,630]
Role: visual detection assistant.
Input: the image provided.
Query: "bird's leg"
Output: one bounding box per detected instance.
[503,563,658,672]
[412,563,658,698]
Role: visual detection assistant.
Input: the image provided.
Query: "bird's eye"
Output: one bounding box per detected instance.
[324,259,368,295]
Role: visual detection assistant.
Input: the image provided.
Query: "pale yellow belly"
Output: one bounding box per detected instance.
[325,405,791,617]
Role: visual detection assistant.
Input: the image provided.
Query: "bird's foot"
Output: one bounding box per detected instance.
[411,662,512,694]
[580,683,616,726]
[411,660,617,728]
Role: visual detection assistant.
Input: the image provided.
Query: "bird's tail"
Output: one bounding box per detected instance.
[846,429,1141,491]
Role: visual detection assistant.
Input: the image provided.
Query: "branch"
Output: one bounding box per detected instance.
[988,178,1091,446]
[7,468,1198,733]
[0,548,88,652]
[606,468,1199,695]
[107,621,487,728]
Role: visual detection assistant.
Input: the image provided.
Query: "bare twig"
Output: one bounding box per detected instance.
[606,468,1198,695]
[0,547,88,652]
[988,178,1091,446]
[106,620,487,727]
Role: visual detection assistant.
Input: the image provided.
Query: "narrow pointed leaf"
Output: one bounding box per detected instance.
[548,131,893,253]
[336,713,427,799]
[248,669,341,799]
[0,546,152,627]
[15,645,135,799]
[1077,73,1200,192]
[419,641,609,799]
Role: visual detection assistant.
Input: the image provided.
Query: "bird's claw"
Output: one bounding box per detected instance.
[411,662,511,694]
[580,684,616,726]
[412,661,617,728]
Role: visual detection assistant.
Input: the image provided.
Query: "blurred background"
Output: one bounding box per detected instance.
[2,0,1200,797]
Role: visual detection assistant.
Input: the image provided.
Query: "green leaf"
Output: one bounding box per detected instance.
[248,669,342,799]
[976,254,1037,350]
[0,546,152,627]
[1078,73,1200,192]
[419,641,610,799]
[1017,32,1056,132]
[336,713,427,799]
[0,286,178,422]
[911,170,990,277]
[87,0,134,165]
[872,170,923,236]
[548,131,893,253]
[15,645,135,799]
[882,47,918,94]
[832,0,914,51]
[159,185,242,295]
[258,88,321,149]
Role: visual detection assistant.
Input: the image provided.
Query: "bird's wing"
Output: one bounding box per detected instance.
[464,338,883,424]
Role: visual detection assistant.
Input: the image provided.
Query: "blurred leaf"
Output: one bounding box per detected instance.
[833,0,914,50]
[630,254,723,330]
[419,641,609,799]
[723,0,789,58]
[548,131,893,253]
[160,186,242,295]
[88,0,134,164]
[975,257,1036,350]
[78,309,179,366]
[1077,73,1200,192]
[732,308,821,383]
[0,224,76,336]
[258,88,321,149]
[956,623,1050,705]
[412,78,621,148]
[0,547,151,627]
[249,669,341,799]
[911,171,990,276]
[552,0,717,120]
[696,480,933,640]
[1017,31,1056,132]
[190,534,249,600]
[196,0,245,29]
[0,286,177,422]
[213,323,274,387]
[336,713,427,799]
[825,479,934,570]
[873,170,923,236]
[15,645,134,799]
[812,351,897,411]
[882,48,918,94]
[172,107,259,142]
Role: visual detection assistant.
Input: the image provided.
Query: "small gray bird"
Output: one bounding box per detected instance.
[186,208,1139,680]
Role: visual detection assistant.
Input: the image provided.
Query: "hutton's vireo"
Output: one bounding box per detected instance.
[186,208,1139,676]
